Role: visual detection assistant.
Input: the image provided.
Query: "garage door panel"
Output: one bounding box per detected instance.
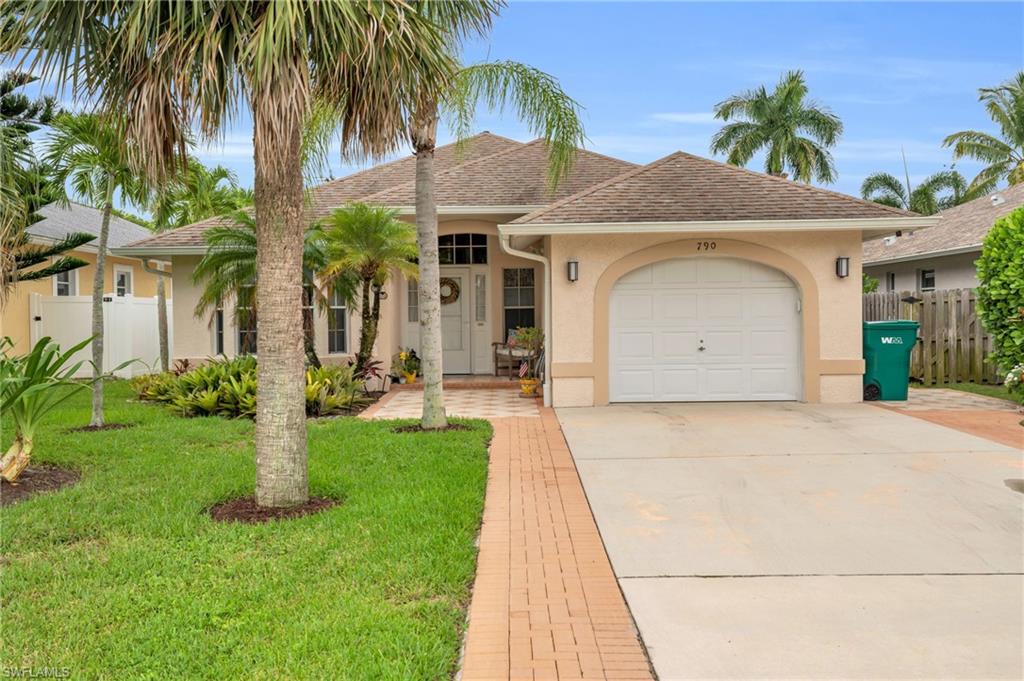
[615,370,656,401]
[660,331,699,360]
[616,331,655,360]
[610,257,800,403]
[660,369,699,399]
[613,293,654,322]
[658,293,698,320]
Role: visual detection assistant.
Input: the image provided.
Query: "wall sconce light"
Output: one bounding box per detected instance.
[567,259,579,282]
[835,256,850,279]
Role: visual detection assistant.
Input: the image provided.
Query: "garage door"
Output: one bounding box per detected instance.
[610,257,801,402]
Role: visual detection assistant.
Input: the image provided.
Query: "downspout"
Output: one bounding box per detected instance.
[499,234,552,407]
[141,259,171,278]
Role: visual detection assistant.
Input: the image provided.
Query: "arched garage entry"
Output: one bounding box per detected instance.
[609,256,802,402]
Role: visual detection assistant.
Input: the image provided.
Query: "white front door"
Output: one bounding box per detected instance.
[609,257,801,402]
[440,268,473,373]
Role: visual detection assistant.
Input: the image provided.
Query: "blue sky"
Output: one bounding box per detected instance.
[18,2,1024,201]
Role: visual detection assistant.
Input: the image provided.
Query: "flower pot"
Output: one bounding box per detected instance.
[403,371,418,385]
[519,378,539,396]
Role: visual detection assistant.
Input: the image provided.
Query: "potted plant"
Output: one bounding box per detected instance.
[511,327,543,396]
[391,348,421,385]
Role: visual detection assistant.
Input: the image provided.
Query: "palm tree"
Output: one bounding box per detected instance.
[192,211,327,367]
[43,113,147,428]
[943,71,1024,195]
[150,159,249,370]
[410,59,585,429]
[318,203,418,371]
[861,170,968,215]
[12,1,497,508]
[710,70,843,183]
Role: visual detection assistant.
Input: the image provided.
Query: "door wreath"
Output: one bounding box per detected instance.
[439,277,461,305]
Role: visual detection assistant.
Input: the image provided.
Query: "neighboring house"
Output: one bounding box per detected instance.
[1,202,172,369]
[113,133,934,406]
[863,184,1024,292]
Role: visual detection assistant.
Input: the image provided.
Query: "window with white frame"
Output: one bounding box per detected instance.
[407,278,419,323]
[214,301,225,355]
[54,269,76,296]
[328,286,347,354]
[885,272,895,293]
[918,269,935,292]
[438,233,487,265]
[502,268,535,337]
[114,266,133,296]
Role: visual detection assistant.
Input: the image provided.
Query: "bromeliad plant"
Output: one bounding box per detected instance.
[129,356,370,419]
[391,348,421,383]
[0,336,94,482]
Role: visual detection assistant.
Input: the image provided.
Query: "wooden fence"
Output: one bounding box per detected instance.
[862,289,1000,385]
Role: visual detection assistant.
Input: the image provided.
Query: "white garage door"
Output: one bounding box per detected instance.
[610,257,801,402]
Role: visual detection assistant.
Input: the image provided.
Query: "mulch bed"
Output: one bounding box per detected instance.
[66,423,135,433]
[208,496,339,524]
[1,465,81,506]
[393,423,472,433]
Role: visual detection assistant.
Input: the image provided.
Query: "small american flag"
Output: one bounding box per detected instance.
[518,360,529,378]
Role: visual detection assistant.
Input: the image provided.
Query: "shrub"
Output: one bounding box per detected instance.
[1004,363,1024,403]
[976,207,1024,372]
[130,356,369,419]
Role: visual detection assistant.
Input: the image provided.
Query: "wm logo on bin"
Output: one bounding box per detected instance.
[880,336,904,344]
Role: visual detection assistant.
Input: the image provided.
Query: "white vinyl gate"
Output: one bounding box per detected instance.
[29,293,172,378]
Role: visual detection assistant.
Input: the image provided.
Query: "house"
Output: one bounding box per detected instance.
[1,202,172,364]
[112,133,935,406]
[863,184,1024,292]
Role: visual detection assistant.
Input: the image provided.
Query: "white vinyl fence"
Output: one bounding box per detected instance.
[29,293,173,378]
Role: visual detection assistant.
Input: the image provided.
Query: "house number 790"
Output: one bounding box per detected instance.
[696,241,717,251]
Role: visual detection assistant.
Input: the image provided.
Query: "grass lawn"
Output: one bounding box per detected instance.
[921,381,1020,404]
[2,381,491,679]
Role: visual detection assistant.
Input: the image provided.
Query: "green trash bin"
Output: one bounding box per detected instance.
[863,320,919,401]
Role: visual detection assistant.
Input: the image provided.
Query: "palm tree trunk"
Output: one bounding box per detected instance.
[89,181,114,427]
[252,100,308,509]
[356,277,375,370]
[156,275,169,371]
[411,104,447,429]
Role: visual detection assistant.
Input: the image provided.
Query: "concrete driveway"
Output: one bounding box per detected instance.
[558,402,1024,680]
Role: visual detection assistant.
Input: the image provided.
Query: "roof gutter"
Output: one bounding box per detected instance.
[863,243,983,267]
[499,215,939,237]
[110,246,206,257]
[499,234,552,408]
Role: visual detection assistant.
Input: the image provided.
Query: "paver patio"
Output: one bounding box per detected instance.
[880,387,1023,449]
[362,388,541,419]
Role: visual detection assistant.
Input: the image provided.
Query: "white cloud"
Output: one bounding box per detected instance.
[649,112,718,125]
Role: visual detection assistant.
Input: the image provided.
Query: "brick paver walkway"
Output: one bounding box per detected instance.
[460,409,654,681]
[879,388,1023,449]
[362,389,541,419]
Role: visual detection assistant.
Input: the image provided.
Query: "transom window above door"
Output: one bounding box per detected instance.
[439,233,487,265]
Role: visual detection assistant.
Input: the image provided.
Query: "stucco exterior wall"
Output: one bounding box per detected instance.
[546,230,866,407]
[864,250,980,292]
[0,250,171,354]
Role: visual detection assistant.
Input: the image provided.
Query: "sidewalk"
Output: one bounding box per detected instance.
[460,408,653,681]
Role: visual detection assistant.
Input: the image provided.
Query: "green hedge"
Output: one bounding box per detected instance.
[976,206,1024,372]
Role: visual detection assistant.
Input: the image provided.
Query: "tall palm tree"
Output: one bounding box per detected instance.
[410,59,585,429]
[43,113,147,427]
[318,203,418,371]
[943,71,1024,195]
[861,169,968,215]
[11,1,497,508]
[150,159,249,371]
[710,70,843,183]
[193,211,327,366]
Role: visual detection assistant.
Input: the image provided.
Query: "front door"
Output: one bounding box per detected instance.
[440,268,472,373]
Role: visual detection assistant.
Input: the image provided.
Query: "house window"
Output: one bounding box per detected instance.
[54,269,76,296]
[214,303,225,355]
[475,273,487,323]
[503,268,535,337]
[237,282,257,354]
[114,266,133,296]
[885,272,896,293]
[919,269,935,292]
[438,233,487,265]
[328,286,347,354]
[407,278,419,323]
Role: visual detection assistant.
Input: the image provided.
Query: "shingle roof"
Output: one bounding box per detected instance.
[28,202,153,249]
[121,132,523,250]
[863,183,1024,263]
[360,140,637,208]
[511,151,911,225]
